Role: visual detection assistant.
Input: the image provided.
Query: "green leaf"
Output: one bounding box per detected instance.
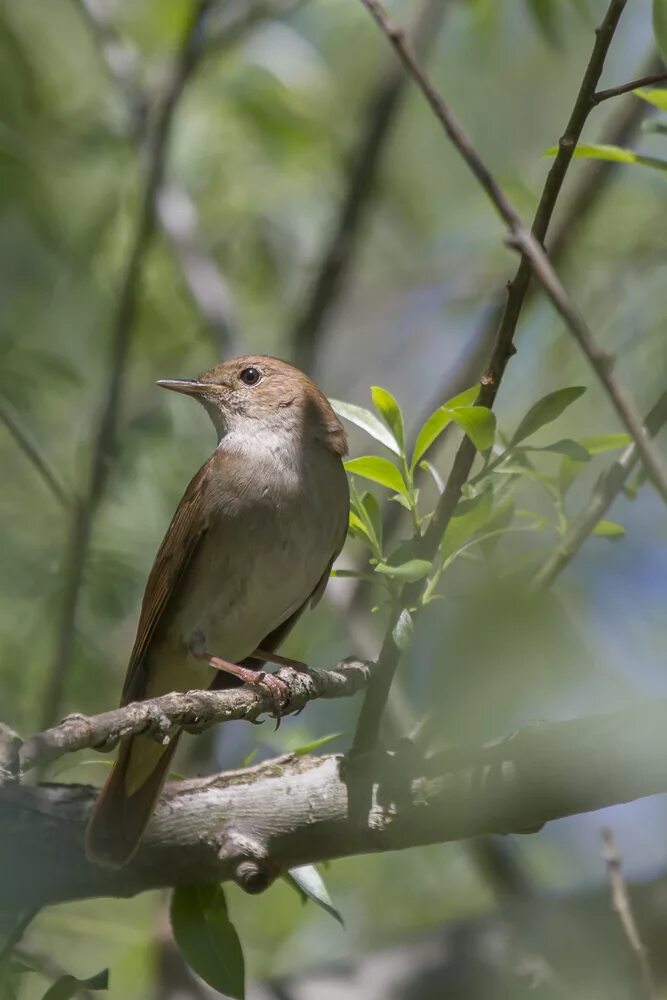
[285,865,344,926]
[545,143,667,175]
[593,519,626,539]
[329,400,400,455]
[526,0,561,46]
[558,455,586,497]
[410,385,479,468]
[654,0,667,64]
[371,386,405,453]
[348,510,373,544]
[392,608,414,650]
[41,971,108,1000]
[450,406,496,452]
[634,87,667,112]
[344,457,408,497]
[578,433,631,454]
[292,732,343,756]
[171,885,245,1000]
[361,491,383,553]
[440,489,494,560]
[521,439,591,462]
[511,387,586,444]
[375,559,432,582]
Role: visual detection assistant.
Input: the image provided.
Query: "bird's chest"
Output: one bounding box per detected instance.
[174,460,337,662]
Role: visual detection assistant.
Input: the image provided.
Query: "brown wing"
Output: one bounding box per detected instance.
[120,455,215,706]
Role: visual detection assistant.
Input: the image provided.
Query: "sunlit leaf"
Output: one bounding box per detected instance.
[375,559,432,582]
[361,491,383,553]
[578,433,631,454]
[41,970,108,999]
[371,386,405,454]
[450,406,496,452]
[292,732,343,756]
[392,608,414,650]
[330,400,400,455]
[348,510,372,544]
[344,457,408,497]
[419,459,445,493]
[634,87,667,112]
[285,865,344,925]
[593,519,626,539]
[171,885,245,999]
[511,387,586,444]
[545,143,667,174]
[411,385,479,468]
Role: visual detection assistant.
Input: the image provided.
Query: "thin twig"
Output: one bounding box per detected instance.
[601,828,657,1000]
[593,72,667,103]
[353,0,638,753]
[533,389,667,589]
[289,0,449,372]
[21,659,373,773]
[0,397,71,508]
[76,0,239,354]
[42,2,212,733]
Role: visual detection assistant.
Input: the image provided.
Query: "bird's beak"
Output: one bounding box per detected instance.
[156,379,210,397]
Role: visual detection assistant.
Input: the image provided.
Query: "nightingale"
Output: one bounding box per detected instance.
[85,355,349,867]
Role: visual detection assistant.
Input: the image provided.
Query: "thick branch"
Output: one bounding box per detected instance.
[4,697,667,911]
[20,660,373,773]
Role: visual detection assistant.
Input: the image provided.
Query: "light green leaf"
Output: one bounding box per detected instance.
[558,456,586,497]
[285,865,344,926]
[375,559,432,582]
[578,433,631,454]
[171,885,245,1000]
[348,510,373,545]
[419,459,445,493]
[41,971,108,1000]
[292,732,343,756]
[450,406,496,453]
[361,491,383,553]
[392,608,414,650]
[593,519,626,539]
[511,387,586,444]
[371,386,405,453]
[440,489,494,560]
[411,385,479,468]
[634,87,667,112]
[330,400,400,455]
[545,143,667,175]
[344,457,408,497]
[654,0,667,64]
[521,439,590,462]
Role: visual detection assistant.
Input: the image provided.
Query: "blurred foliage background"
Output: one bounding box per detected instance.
[2,0,667,996]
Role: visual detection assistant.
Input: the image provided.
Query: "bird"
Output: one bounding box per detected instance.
[85,355,349,867]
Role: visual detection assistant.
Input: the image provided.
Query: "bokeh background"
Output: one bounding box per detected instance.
[2,0,667,996]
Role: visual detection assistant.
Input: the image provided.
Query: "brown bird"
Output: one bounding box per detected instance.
[85,356,349,867]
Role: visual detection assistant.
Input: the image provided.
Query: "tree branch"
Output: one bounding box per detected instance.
[352,0,664,753]
[593,72,667,103]
[0,396,71,509]
[42,2,212,733]
[5,696,667,911]
[20,659,373,773]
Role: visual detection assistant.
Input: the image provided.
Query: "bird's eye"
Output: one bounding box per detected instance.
[239,366,261,387]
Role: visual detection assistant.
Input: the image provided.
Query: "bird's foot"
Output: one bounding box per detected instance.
[206,654,289,719]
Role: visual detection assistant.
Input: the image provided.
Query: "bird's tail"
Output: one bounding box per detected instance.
[84,731,180,868]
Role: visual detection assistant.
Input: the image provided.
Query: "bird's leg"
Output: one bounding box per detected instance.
[197,652,289,717]
[251,648,310,673]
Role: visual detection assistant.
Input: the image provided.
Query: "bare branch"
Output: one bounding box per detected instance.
[0,396,71,509]
[20,659,373,773]
[601,828,657,1000]
[5,696,667,911]
[533,389,667,589]
[43,2,213,733]
[593,72,667,104]
[288,0,450,372]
